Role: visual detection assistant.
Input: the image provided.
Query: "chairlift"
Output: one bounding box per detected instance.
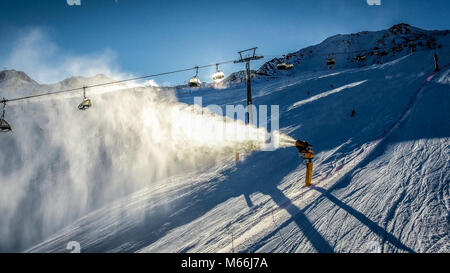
[188,66,202,87]
[326,58,336,66]
[78,87,92,110]
[277,54,294,70]
[0,100,12,132]
[353,55,366,61]
[277,62,294,70]
[212,64,225,82]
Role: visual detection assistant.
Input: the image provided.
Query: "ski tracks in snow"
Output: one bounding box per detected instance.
[237,65,448,253]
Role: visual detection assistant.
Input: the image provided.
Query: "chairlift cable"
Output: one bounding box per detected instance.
[1,60,238,104]
[0,47,435,105]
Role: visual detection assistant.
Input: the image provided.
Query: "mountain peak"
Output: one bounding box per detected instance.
[57,73,116,88]
[390,23,412,29]
[388,23,420,35]
[0,69,36,84]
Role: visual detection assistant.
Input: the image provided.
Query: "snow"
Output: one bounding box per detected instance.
[1,24,449,253]
[289,80,367,110]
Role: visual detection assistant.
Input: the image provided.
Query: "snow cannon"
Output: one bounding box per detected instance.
[295,140,314,187]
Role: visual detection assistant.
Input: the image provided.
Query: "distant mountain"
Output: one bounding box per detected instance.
[222,70,259,84]
[0,69,36,83]
[51,74,118,90]
[0,69,38,87]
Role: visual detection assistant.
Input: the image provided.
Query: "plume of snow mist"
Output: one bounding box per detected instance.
[278,134,297,147]
[0,84,292,251]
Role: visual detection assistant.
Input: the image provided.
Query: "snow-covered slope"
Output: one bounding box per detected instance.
[222,70,258,84]
[1,24,449,253]
[258,23,448,77]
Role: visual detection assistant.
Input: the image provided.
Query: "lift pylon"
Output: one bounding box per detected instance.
[234,47,263,124]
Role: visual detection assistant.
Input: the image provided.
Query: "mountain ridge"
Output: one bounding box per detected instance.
[257,23,449,77]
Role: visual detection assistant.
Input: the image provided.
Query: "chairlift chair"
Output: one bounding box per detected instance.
[276,61,294,70]
[353,55,366,61]
[188,66,202,87]
[212,71,224,82]
[78,87,92,110]
[212,64,225,82]
[78,97,92,110]
[0,118,11,132]
[0,100,11,132]
[188,77,202,87]
[277,56,290,69]
[326,58,336,66]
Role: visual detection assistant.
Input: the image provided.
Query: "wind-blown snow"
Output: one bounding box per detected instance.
[0,76,288,251]
[289,80,367,110]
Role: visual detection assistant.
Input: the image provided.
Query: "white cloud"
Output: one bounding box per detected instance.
[1,28,141,85]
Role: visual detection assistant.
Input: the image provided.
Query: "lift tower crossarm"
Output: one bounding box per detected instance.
[234,47,264,125]
[234,47,264,63]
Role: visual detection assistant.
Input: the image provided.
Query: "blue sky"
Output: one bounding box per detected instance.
[0,0,449,85]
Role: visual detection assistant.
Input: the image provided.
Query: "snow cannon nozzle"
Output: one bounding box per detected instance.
[295,139,312,154]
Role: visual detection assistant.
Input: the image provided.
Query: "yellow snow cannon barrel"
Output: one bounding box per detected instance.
[295,139,314,187]
[304,150,314,187]
[305,161,313,187]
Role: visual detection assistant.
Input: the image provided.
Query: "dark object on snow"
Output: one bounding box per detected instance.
[434,54,439,71]
[350,110,356,117]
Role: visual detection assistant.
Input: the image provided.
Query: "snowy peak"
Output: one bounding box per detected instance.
[57,74,116,89]
[223,70,258,84]
[388,23,418,35]
[258,24,449,76]
[0,70,39,96]
[0,72,129,100]
[0,70,118,89]
[0,69,37,84]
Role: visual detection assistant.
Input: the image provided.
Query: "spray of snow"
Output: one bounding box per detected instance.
[0,80,294,250]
